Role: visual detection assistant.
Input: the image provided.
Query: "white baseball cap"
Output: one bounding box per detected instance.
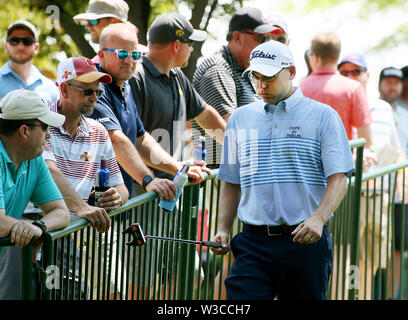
[243,40,294,77]
[73,0,129,22]
[0,89,65,127]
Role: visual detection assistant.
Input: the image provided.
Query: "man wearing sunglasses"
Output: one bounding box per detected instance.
[0,89,70,299]
[339,53,406,299]
[300,31,373,147]
[73,0,148,62]
[91,23,188,201]
[192,7,282,169]
[129,12,226,191]
[0,19,59,105]
[42,57,129,234]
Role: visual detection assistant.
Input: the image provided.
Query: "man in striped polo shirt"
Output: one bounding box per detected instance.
[192,7,282,168]
[43,56,129,233]
[212,41,355,300]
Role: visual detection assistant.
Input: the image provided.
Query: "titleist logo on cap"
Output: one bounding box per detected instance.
[250,50,277,60]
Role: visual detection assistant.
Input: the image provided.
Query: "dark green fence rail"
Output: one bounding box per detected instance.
[2,138,408,300]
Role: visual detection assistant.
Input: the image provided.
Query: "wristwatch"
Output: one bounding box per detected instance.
[142,174,155,191]
[32,220,47,236]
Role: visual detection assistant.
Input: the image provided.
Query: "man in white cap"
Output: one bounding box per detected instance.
[73,0,129,44]
[0,89,70,299]
[73,0,148,58]
[43,56,129,234]
[0,19,59,104]
[211,40,354,300]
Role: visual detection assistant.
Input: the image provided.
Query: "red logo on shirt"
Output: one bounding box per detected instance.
[80,152,92,161]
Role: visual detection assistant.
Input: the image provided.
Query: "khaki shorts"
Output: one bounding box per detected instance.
[360,192,391,269]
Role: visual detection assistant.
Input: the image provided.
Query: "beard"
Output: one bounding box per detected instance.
[81,104,95,117]
[7,50,35,65]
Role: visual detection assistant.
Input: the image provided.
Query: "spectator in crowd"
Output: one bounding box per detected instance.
[192,7,281,168]
[299,31,373,147]
[378,66,408,298]
[0,19,59,104]
[74,0,129,45]
[0,89,69,300]
[73,0,147,61]
[378,67,407,154]
[266,13,290,45]
[400,66,408,108]
[91,23,209,199]
[129,12,225,187]
[212,40,354,300]
[339,53,404,299]
[43,56,129,233]
[303,49,313,76]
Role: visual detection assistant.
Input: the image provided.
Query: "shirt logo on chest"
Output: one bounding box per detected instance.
[80,152,92,161]
[286,126,301,138]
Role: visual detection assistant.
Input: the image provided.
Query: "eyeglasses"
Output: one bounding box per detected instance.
[7,37,35,46]
[103,48,142,61]
[179,39,194,47]
[69,83,103,97]
[250,69,287,84]
[87,19,100,27]
[27,123,49,132]
[240,31,273,44]
[339,68,365,77]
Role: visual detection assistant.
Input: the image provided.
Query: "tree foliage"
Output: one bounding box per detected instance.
[0,0,243,80]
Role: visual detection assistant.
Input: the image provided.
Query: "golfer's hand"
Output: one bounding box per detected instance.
[211,231,230,255]
[291,216,324,244]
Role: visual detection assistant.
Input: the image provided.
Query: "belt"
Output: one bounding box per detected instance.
[243,223,298,236]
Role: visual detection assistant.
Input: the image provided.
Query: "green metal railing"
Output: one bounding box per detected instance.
[2,138,408,300]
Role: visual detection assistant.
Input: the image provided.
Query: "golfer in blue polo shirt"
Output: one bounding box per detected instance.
[212,40,355,300]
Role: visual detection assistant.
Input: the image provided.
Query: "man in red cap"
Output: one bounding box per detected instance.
[43,56,128,233]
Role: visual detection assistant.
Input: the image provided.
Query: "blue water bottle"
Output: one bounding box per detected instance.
[159,162,191,212]
[95,154,110,207]
[194,136,206,162]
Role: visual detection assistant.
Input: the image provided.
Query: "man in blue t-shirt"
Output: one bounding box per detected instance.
[212,41,355,300]
[0,89,70,299]
[0,20,59,104]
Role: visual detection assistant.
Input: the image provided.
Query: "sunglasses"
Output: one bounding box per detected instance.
[103,48,142,61]
[179,39,194,47]
[27,123,49,132]
[7,37,35,46]
[339,69,365,77]
[69,83,103,97]
[87,19,100,27]
[241,31,273,44]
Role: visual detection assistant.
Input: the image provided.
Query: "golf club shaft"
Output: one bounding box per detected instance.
[146,235,221,248]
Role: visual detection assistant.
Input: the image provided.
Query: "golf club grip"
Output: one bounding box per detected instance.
[202,241,222,248]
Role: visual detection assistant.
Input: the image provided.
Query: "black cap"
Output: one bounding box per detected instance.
[229,7,281,34]
[401,66,408,81]
[379,67,403,82]
[147,12,207,43]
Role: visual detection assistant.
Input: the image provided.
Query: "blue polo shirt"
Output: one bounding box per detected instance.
[0,63,59,105]
[90,66,146,196]
[218,87,355,226]
[0,139,63,255]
